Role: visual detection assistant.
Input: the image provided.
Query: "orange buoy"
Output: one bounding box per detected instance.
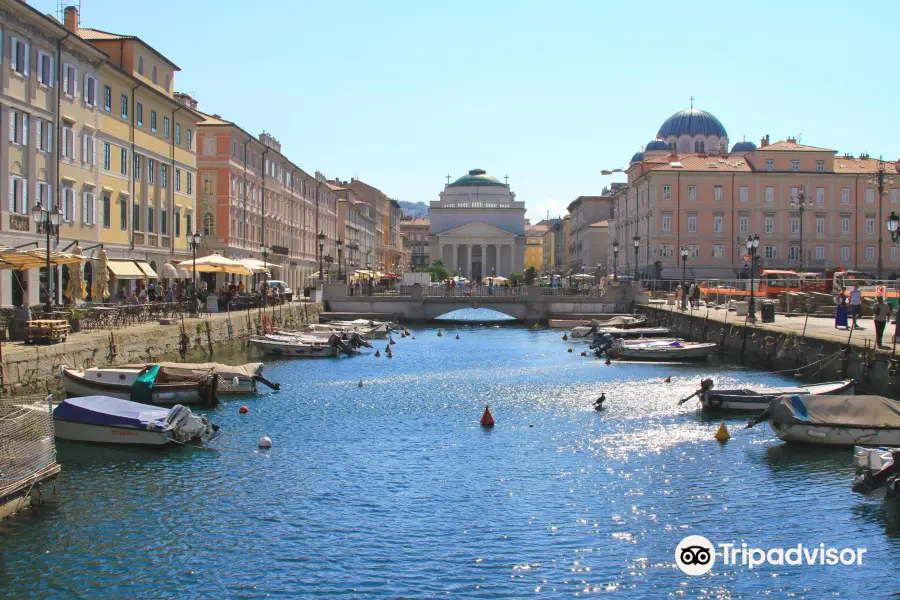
[567,348,573,353]
[664,376,671,383]
[580,351,587,357]
[481,405,495,427]
[239,406,249,414]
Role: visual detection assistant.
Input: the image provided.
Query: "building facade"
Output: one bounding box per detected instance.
[400,217,430,267]
[333,184,376,274]
[610,107,900,279]
[567,195,612,272]
[428,169,525,279]
[343,178,403,273]
[525,223,547,271]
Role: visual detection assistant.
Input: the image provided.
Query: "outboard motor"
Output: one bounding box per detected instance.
[590,333,615,354]
[165,404,191,429]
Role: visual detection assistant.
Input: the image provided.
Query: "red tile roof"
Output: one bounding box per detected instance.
[757,140,834,152]
[642,154,753,172]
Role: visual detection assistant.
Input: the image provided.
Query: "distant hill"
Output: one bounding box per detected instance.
[398,201,428,218]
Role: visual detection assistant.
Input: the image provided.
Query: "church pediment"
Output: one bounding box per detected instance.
[437,221,516,238]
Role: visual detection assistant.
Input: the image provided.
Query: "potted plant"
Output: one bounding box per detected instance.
[69,307,86,333]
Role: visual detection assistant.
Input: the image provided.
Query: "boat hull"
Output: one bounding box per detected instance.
[700,380,857,412]
[771,422,900,447]
[61,369,215,406]
[250,339,339,357]
[53,419,174,446]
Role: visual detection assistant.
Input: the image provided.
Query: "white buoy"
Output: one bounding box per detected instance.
[233,376,240,387]
[258,436,273,449]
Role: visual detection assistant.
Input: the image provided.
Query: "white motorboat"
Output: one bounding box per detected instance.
[748,394,900,446]
[570,316,646,337]
[679,378,857,412]
[62,365,219,406]
[53,396,219,446]
[610,338,716,360]
[115,362,276,395]
[250,335,341,357]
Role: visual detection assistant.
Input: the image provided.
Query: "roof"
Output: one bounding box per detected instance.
[645,140,671,152]
[757,140,834,152]
[631,151,644,163]
[833,157,899,174]
[590,220,609,227]
[526,224,549,234]
[400,218,430,226]
[78,28,180,70]
[731,141,757,153]
[657,108,727,139]
[447,169,506,188]
[199,112,232,126]
[640,153,753,173]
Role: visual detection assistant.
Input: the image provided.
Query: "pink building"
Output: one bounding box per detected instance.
[610,108,899,279]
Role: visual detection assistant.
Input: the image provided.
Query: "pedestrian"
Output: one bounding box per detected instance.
[835,286,849,330]
[850,283,863,329]
[873,295,890,348]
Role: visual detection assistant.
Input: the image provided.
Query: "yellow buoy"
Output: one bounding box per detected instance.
[715,420,730,442]
[437,330,443,337]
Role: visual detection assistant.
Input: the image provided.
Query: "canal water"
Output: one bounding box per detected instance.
[1,315,899,598]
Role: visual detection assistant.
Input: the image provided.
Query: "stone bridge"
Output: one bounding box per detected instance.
[320,284,633,324]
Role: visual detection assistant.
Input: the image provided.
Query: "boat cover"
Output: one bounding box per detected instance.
[120,362,263,378]
[131,365,161,404]
[769,395,900,427]
[54,396,168,429]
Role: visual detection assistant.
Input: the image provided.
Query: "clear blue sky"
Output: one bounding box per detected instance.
[36,0,900,221]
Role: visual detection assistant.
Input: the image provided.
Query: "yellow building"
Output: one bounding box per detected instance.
[69,7,202,300]
[524,224,547,271]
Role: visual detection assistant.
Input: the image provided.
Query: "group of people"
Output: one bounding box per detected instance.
[675,281,702,309]
[124,280,192,305]
[835,283,898,348]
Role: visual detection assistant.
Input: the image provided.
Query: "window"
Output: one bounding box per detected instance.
[816,160,825,172]
[37,51,53,86]
[119,198,127,230]
[103,85,111,111]
[148,159,155,184]
[161,164,167,188]
[840,246,851,261]
[841,187,850,204]
[175,168,181,192]
[147,205,155,233]
[176,123,181,145]
[187,129,193,150]
[790,217,800,234]
[840,216,851,234]
[658,244,673,258]
[136,103,143,127]
[766,160,774,171]
[203,136,216,156]
[84,75,97,107]
[713,215,723,233]
[865,189,875,204]
[739,186,748,203]
[120,94,128,119]
[765,187,774,203]
[713,185,723,202]
[816,187,825,204]
[687,185,697,202]
[866,216,875,234]
[62,125,74,159]
[133,200,140,230]
[151,110,157,133]
[893,246,899,262]
[134,154,141,180]
[739,215,749,233]
[788,245,800,262]
[151,65,158,84]
[892,189,900,204]
[138,56,144,76]
[82,133,95,166]
[791,186,800,201]
[163,117,169,139]
[62,188,75,222]
[765,215,774,234]
[816,216,825,234]
[865,246,875,260]
[82,191,95,225]
[8,109,19,144]
[35,181,50,211]
[186,173,192,195]
[36,119,53,152]
[164,74,170,92]
[712,244,724,258]
[791,160,800,172]
[102,194,111,228]
[694,141,705,153]
[8,176,24,215]
[765,245,777,259]
[10,37,28,76]
[186,212,192,235]
[661,214,672,232]
[120,148,127,175]
[203,213,214,236]
[63,63,76,97]
[687,214,697,232]
[816,246,825,260]
[103,142,111,170]
[161,206,167,235]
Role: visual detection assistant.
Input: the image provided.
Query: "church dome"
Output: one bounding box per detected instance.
[448,168,505,187]
[731,140,757,153]
[630,151,644,163]
[657,109,728,139]
[644,140,672,152]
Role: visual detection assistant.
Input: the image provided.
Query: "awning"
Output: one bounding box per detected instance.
[160,262,178,278]
[137,262,158,278]
[107,260,145,279]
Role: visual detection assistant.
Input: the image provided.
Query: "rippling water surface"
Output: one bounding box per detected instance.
[2,317,900,598]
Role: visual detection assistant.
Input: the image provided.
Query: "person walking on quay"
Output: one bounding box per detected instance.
[835,286,849,330]
[850,283,863,329]
[873,295,891,348]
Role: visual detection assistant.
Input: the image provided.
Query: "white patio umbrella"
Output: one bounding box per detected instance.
[180,253,253,276]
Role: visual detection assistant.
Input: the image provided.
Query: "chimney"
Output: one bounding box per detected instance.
[760,134,770,147]
[63,5,78,32]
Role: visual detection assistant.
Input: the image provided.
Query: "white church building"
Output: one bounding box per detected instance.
[428,169,526,279]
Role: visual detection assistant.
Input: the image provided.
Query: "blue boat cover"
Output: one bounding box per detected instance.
[54,396,170,430]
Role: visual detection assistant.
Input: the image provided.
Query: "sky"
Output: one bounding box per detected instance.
[34,0,900,221]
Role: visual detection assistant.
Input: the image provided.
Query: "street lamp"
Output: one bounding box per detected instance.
[318,230,325,281]
[887,211,900,243]
[789,185,813,273]
[632,235,641,280]
[746,233,760,322]
[336,238,343,279]
[612,240,619,281]
[260,243,269,305]
[189,231,202,316]
[871,158,896,279]
[31,201,62,315]
[680,246,689,310]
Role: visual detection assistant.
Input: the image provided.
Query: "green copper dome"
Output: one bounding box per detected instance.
[448,169,506,187]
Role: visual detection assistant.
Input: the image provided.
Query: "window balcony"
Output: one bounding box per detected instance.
[147,234,158,247]
[133,232,145,246]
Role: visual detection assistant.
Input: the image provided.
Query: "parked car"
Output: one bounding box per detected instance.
[266,280,293,301]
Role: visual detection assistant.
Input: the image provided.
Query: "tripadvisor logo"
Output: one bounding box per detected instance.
[675,535,715,575]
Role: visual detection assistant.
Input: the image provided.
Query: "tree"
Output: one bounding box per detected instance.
[419,261,450,282]
[524,266,537,285]
[508,272,524,284]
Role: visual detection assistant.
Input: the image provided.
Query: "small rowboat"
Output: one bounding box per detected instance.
[681,378,857,412]
[611,338,716,360]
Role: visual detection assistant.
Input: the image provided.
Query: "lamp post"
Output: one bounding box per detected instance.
[189,231,202,316]
[789,186,812,273]
[680,246,689,310]
[31,202,62,315]
[260,243,269,306]
[318,230,325,282]
[336,238,343,280]
[747,233,760,322]
[886,212,900,283]
[871,158,896,279]
[632,235,641,280]
[612,240,619,281]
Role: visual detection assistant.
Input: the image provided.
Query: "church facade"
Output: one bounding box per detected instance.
[428,169,526,279]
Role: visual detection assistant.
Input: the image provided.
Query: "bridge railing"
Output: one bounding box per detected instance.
[422,286,522,298]
[539,287,601,297]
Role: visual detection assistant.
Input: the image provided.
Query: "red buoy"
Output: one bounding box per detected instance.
[239,406,249,414]
[567,348,573,353]
[481,405,495,427]
[375,349,381,357]
[562,334,568,341]
[580,351,587,357]
[664,376,672,383]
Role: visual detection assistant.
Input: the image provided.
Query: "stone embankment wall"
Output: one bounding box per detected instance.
[2,302,320,395]
[637,306,899,398]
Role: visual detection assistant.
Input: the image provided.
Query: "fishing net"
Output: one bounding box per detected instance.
[0,393,57,498]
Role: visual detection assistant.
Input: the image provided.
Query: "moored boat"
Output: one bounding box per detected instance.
[250,335,341,357]
[748,394,900,446]
[570,316,646,337]
[679,378,857,412]
[610,338,716,360]
[53,396,219,446]
[62,365,219,406]
[592,326,674,340]
[116,362,275,394]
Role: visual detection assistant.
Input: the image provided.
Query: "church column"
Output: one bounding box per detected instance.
[466,244,473,278]
[451,244,458,273]
[480,244,487,279]
[494,244,501,276]
[436,241,443,265]
[510,242,517,273]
